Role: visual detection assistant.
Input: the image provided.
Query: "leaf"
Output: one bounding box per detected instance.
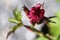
[13,7,22,22]
[8,18,20,24]
[7,7,23,40]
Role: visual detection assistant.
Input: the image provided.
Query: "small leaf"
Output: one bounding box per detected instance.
[7,7,23,40]
[13,7,22,22]
[9,18,20,24]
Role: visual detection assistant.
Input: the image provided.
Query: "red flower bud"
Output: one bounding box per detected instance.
[23,3,45,25]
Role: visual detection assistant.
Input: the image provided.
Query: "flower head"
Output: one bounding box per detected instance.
[28,3,45,25]
[23,3,45,25]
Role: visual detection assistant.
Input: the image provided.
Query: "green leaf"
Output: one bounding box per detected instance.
[9,7,23,24]
[7,7,23,40]
[9,18,20,24]
[13,7,22,22]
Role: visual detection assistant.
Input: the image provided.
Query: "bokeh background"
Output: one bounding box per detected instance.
[0,0,60,40]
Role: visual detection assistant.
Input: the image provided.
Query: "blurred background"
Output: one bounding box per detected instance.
[0,0,60,40]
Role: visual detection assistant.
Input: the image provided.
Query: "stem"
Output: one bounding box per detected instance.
[23,25,43,36]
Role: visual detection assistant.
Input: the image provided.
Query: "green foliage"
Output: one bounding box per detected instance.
[35,36,48,40]
[13,7,22,21]
[56,0,60,3]
[48,11,60,40]
[6,7,23,40]
[8,18,20,24]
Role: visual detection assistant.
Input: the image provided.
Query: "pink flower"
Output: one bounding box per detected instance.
[27,3,45,25]
[23,3,45,25]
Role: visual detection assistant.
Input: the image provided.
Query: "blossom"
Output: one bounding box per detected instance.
[27,3,45,25]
